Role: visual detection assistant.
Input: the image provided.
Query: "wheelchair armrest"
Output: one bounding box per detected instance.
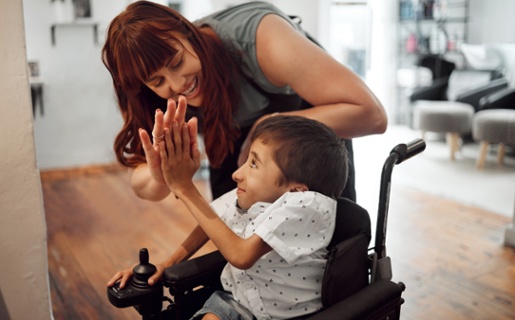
[307,280,405,320]
[409,77,448,102]
[479,87,515,111]
[163,250,227,293]
[455,78,508,112]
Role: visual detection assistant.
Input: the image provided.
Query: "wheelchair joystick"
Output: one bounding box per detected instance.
[107,248,164,318]
[132,248,157,288]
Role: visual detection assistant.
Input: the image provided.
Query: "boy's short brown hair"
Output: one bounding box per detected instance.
[251,116,348,199]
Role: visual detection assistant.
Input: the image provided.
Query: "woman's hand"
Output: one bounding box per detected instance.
[159,120,201,194]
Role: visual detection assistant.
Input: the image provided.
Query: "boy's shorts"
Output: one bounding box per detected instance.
[190,290,256,320]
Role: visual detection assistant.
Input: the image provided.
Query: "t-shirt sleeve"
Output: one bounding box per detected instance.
[253,192,336,264]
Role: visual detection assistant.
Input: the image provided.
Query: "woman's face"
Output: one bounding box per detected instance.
[144,33,203,107]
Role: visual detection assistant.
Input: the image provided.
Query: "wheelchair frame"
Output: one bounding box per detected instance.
[107,139,426,320]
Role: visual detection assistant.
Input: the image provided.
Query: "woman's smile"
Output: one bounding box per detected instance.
[181,76,199,98]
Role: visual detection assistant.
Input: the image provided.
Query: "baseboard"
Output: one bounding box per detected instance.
[40,163,124,181]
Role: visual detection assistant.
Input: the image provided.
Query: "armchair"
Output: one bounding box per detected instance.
[478,87,515,111]
[410,70,507,112]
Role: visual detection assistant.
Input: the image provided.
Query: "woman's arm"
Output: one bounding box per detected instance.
[129,164,171,201]
[255,14,387,138]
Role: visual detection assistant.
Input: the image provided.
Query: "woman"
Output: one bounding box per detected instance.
[102,0,387,201]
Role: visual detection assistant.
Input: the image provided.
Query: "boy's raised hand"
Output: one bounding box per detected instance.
[159,119,201,193]
[138,96,193,184]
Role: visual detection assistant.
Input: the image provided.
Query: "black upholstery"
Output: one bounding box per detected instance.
[479,87,515,111]
[418,55,456,80]
[410,73,509,112]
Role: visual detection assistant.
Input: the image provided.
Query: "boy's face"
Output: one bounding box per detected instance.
[232,139,295,210]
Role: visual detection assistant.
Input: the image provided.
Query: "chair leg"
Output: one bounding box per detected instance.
[497,143,506,166]
[476,141,489,169]
[446,132,459,161]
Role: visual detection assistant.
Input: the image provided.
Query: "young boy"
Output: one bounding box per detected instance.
[107,114,348,319]
[159,115,348,320]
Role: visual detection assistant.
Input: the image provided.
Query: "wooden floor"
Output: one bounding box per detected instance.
[41,165,515,320]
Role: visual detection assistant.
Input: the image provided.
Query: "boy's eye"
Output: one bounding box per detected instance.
[249,160,257,168]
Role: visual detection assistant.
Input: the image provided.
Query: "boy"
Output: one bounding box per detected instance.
[107,114,348,319]
[159,115,348,320]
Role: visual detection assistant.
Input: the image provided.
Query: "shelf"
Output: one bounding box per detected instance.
[50,21,99,46]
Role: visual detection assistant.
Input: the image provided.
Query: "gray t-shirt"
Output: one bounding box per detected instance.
[196,1,307,128]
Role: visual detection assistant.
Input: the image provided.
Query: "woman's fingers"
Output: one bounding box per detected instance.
[175,96,188,125]
[163,99,177,132]
[140,129,158,162]
[152,109,165,144]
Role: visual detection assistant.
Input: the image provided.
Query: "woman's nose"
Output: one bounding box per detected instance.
[166,74,184,95]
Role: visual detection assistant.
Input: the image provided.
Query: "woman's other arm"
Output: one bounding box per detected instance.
[255,14,387,138]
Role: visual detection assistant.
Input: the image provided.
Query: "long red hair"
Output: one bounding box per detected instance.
[102,1,240,168]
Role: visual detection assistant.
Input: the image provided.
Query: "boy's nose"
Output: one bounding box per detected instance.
[232,166,244,182]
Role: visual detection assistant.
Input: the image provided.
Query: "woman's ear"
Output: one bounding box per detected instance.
[290,183,308,192]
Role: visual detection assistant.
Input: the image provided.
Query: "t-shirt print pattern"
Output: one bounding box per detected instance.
[210,190,337,320]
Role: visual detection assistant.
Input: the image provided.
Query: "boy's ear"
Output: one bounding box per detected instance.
[290,183,308,192]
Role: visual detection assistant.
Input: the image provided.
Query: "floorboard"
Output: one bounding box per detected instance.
[40,165,515,319]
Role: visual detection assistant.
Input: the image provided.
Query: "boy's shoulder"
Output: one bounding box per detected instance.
[273,191,336,211]
[210,188,238,212]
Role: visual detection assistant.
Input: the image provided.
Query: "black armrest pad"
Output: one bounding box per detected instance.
[479,87,515,111]
[163,251,226,290]
[410,78,448,102]
[307,280,404,320]
[455,78,508,111]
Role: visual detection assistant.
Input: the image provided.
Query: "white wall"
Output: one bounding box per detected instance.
[468,0,515,44]
[24,0,124,170]
[0,0,52,319]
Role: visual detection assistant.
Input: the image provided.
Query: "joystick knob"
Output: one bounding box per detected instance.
[132,248,157,288]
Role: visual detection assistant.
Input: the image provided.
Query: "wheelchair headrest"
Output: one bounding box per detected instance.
[328,198,371,249]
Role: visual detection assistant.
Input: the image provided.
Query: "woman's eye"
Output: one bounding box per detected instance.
[249,160,257,169]
[154,79,163,87]
[170,59,183,70]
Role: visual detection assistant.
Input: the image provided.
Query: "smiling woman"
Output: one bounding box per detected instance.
[143,37,203,105]
[102,1,386,205]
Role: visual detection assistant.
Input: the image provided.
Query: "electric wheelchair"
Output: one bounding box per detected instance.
[108,139,426,320]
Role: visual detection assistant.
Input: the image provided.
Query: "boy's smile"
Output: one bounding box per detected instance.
[232,139,296,210]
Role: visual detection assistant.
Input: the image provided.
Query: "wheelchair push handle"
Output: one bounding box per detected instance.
[390,139,426,165]
[375,139,425,259]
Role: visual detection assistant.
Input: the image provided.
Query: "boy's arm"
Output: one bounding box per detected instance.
[176,186,272,270]
[148,224,209,285]
[108,224,209,288]
[159,124,272,270]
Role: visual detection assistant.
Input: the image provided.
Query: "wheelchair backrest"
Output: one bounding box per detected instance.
[321,197,372,308]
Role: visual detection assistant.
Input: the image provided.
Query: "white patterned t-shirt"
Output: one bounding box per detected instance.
[210,189,337,320]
